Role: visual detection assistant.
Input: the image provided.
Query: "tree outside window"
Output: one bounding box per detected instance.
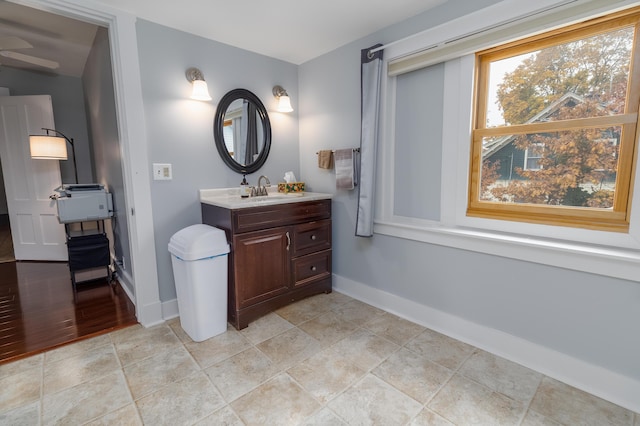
[469,9,640,232]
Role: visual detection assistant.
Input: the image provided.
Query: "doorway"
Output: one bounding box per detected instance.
[0,1,156,356]
[2,0,163,328]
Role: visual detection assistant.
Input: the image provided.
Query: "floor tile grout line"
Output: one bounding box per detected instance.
[116,324,205,424]
[272,304,398,422]
[200,347,275,408]
[513,374,545,426]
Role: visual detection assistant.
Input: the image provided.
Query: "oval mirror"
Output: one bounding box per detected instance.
[213,89,272,174]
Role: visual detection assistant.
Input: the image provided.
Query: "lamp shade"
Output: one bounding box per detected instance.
[277,94,293,112]
[191,80,212,101]
[29,135,68,160]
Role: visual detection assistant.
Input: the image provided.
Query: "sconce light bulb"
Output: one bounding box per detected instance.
[191,79,212,101]
[273,85,293,113]
[277,94,293,113]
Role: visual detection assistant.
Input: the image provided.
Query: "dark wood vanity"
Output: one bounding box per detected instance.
[202,198,332,329]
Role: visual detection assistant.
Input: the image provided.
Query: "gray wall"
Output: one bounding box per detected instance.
[0,68,94,184]
[82,27,133,294]
[136,20,299,301]
[394,64,443,220]
[299,0,640,381]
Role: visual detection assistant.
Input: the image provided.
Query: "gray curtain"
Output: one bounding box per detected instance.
[356,44,383,237]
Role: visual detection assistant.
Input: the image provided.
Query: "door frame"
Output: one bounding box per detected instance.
[9,0,162,326]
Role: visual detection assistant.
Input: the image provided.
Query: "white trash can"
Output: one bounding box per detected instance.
[168,224,230,342]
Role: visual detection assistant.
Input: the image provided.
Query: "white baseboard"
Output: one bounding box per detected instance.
[112,263,164,327]
[137,302,164,328]
[115,267,135,302]
[162,298,179,321]
[333,274,640,413]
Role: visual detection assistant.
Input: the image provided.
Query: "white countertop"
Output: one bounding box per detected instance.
[199,187,333,209]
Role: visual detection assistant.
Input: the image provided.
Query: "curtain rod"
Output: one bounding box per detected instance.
[367,0,582,56]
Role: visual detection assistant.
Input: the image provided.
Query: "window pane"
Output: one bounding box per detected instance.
[485,27,634,127]
[480,126,621,208]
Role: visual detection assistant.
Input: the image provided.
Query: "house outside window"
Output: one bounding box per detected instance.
[468,8,640,232]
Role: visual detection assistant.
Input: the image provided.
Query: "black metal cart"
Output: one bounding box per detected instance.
[65,220,111,293]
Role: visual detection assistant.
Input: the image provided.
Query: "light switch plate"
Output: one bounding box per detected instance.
[153,163,172,180]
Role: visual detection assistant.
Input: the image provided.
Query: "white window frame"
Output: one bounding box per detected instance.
[523,143,544,171]
[374,0,640,283]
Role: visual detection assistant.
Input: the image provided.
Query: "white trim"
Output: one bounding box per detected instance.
[376,59,395,221]
[117,270,138,313]
[334,274,640,413]
[374,219,640,282]
[114,263,135,301]
[10,0,163,326]
[162,298,180,321]
[440,58,468,227]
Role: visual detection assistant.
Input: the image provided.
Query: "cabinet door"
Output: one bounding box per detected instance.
[233,227,290,308]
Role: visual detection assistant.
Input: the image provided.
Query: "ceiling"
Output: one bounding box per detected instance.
[93,0,448,64]
[0,1,98,77]
[0,0,448,77]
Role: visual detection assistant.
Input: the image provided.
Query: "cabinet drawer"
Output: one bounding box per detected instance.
[292,250,331,287]
[232,200,331,233]
[293,220,331,257]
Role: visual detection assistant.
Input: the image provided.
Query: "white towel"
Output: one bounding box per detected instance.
[335,149,354,190]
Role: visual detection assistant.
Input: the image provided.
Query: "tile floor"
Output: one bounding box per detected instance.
[1,291,638,425]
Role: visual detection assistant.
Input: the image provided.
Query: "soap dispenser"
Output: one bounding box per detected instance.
[240,175,250,198]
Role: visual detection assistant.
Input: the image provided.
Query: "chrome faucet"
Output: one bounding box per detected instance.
[254,175,270,196]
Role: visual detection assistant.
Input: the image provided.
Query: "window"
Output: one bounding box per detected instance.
[469,8,640,232]
[524,143,543,171]
[223,119,235,157]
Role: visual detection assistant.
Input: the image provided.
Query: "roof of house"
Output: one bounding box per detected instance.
[483,92,587,158]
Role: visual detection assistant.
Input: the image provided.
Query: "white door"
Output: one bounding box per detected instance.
[0,95,67,261]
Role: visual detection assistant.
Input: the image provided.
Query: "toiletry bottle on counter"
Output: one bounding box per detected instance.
[240,176,250,198]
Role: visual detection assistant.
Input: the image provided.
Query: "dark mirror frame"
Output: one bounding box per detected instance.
[213,88,272,175]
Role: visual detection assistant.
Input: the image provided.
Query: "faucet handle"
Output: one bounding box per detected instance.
[250,186,257,197]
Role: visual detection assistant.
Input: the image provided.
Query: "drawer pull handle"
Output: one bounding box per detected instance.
[311,266,317,271]
[311,235,317,240]
[286,232,290,251]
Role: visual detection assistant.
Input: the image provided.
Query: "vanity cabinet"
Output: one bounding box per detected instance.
[202,199,332,329]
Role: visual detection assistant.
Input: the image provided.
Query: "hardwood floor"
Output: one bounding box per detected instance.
[0,261,137,364]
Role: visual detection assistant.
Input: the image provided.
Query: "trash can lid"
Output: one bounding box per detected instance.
[168,224,230,261]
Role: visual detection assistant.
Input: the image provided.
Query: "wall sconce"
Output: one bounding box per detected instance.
[29,128,79,184]
[273,85,293,112]
[186,67,212,101]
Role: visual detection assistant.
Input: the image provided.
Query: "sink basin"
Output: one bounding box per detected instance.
[252,193,289,199]
[257,192,303,199]
[199,188,331,209]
